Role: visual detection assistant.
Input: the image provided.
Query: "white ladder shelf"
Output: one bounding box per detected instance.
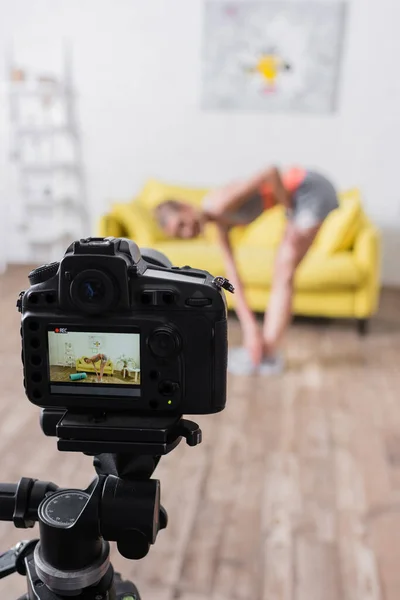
[7,46,89,264]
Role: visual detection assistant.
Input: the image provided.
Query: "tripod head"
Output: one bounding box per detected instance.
[0,411,202,598]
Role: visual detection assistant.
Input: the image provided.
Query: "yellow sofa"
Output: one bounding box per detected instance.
[76,357,114,375]
[98,178,381,333]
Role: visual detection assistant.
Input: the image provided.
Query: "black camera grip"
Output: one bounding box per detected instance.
[0,479,58,528]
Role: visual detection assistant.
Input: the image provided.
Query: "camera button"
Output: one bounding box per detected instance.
[186,297,212,307]
[158,380,179,396]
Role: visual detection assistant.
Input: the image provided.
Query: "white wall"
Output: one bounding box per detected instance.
[0,0,400,282]
[48,331,140,367]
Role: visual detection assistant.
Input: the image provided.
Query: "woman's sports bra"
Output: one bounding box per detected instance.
[259,166,307,209]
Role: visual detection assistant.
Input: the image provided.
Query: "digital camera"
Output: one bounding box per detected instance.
[18,237,230,416]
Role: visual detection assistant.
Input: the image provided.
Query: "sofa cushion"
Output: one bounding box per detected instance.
[139,178,209,210]
[111,201,166,244]
[236,247,365,290]
[239,205,286,249]
[203,221,247,246]
[314,188,363,254]
[154,240,225,275]
[296,251,365,290]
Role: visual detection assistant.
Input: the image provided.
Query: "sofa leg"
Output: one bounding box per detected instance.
[357,318,369,336]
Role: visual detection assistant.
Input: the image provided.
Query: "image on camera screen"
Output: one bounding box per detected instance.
[48,329,141,388]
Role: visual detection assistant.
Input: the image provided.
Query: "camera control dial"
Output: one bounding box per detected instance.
[148,328,181,358]
[28,262,60,285]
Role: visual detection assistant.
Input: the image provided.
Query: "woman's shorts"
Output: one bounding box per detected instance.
[290,171,339,230]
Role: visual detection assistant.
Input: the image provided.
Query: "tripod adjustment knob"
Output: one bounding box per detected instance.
[116,504,168,559]
[101,476,162,560]
[117,531,150,560]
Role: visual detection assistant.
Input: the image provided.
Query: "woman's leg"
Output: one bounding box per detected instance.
[99,361,106,382]
[263,222,321,356]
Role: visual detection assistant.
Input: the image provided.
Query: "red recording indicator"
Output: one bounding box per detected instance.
[55,328,60,333]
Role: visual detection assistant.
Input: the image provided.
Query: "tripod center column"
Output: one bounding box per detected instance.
[34,489,110,594]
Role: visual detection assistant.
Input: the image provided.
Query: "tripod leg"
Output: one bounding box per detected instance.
[114,572,141,600]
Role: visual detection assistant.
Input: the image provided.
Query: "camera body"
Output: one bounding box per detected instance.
[19,237,228,416]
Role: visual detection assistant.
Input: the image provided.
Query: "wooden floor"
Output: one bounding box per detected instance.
[1,266,400,600]
[49,365,139,385]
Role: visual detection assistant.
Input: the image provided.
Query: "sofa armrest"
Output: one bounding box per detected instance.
[354,224,381,277]
[353,224,381,317]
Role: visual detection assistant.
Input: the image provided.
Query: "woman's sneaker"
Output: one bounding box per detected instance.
[258,353,284,375]
[228,347,258,375]
[228,347,284,376]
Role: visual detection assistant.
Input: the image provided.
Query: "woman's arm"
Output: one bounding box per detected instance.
[204,166,291,220]
[216,224,252,323]
[216,224,263,364]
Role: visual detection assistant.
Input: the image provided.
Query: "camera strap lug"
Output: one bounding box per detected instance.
[212,276,235,293]
[16,291,25,313]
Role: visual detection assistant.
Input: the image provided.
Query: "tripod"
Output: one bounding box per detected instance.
[0,410,202,598]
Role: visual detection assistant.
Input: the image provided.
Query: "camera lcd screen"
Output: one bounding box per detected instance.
[47,328,141,398]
